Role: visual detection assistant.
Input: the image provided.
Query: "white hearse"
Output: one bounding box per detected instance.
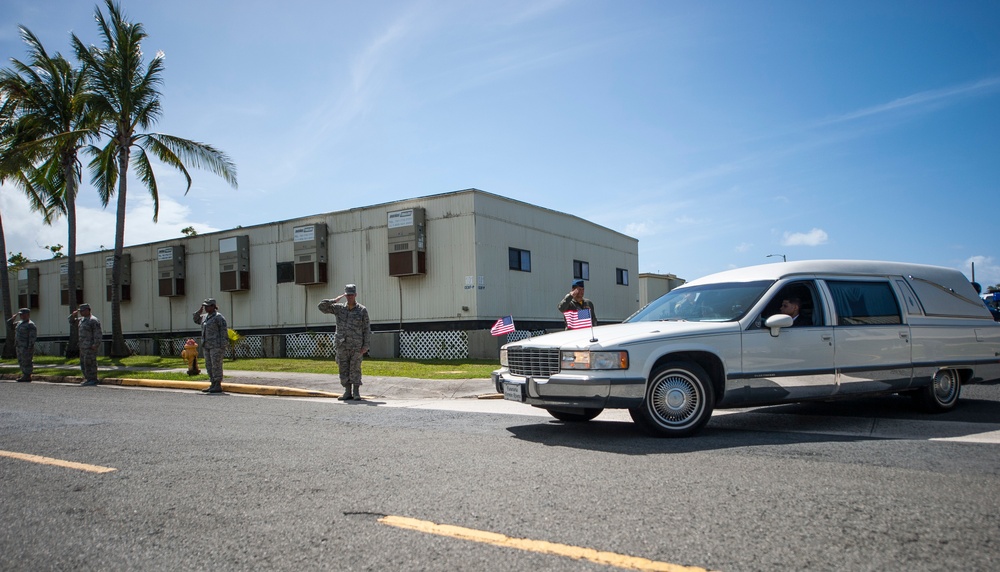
[493,260,1000,437]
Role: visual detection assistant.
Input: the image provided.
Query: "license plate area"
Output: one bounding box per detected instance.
[502,382,525,402]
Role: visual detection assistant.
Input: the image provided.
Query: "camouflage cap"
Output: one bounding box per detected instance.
[18,308,30,314]
[78,303,91,311]
[344,284,357,295]
[203,298,217,307]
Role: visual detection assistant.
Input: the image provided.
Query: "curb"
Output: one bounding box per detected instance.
[2,373,342,398]
[116,378,344,398]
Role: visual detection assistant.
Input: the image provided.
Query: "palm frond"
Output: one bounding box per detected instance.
[132,146,160,221]
[87,141,119,206]
[2,165,57,223]
[145,133,238,189]
[0,24,95,227]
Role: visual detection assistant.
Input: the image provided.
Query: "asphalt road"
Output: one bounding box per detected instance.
[2,380,998,571]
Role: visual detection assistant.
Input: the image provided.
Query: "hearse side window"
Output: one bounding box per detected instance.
[895,279,924,316]
[827,280,902,325]
[756,280,823,328]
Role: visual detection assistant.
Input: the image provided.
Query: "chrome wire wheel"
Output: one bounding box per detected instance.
[650,371,703,427]
[630,361,715,437]
[916,368,962,412]
[930,369,960,407]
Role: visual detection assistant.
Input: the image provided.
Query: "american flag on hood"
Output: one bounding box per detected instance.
[563,308,592,330]
[490,315,516,336]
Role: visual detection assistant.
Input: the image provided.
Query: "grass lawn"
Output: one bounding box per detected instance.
[0,355,498,380]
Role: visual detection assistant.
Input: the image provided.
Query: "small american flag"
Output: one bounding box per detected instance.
[563,308,592,330]
[490,315,516,336]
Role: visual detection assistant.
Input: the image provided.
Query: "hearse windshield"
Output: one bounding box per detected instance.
[627,280,772,323]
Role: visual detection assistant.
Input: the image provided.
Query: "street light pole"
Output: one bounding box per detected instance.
[767,254,787,262]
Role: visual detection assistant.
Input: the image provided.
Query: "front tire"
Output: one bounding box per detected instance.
[630,361,715,437]
[917,368,962,412]
[545,408,603,422]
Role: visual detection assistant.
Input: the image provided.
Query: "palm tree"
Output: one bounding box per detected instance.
[0,26,97,358]
[0,99,30,360]
[0,86,61,359]
[73,0,237,357]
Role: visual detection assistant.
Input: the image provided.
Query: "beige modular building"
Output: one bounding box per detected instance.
[638,272,686,308]
[6,189,641,359]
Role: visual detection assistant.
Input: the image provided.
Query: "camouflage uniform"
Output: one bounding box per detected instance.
[193,304,228,391]
[70,308,102,384]
[11,311,37,381]
[318,295,371,390]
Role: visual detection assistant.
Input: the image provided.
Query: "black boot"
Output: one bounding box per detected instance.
[338,386,353,401]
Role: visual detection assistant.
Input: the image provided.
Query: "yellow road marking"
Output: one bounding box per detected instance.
[0,450,117,474]
[378,515,714,572]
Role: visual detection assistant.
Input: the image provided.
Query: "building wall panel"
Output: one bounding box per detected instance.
[7,190,642,342]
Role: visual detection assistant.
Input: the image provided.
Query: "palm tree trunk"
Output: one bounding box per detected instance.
[109,143,130,357]
[0,213,16,359]
[64,152,80,358]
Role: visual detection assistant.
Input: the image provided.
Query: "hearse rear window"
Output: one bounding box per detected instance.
[827,281,902,325]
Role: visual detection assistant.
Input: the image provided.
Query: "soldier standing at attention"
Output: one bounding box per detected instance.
[8,308,37,382]
[193,298,228,394]
[318,284,371,401]
[69,304,102,386]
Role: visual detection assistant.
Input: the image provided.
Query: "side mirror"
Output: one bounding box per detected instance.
[765,314,794,337]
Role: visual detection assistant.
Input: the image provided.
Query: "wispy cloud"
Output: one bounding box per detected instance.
[623,222,657,238]
[311,17,413,136]
[782,228,829,247]
[0,185,219,261]
[506,0,572,25]
[693,76,1000,196]
[811,77,1000,129]
[675,215,706,225]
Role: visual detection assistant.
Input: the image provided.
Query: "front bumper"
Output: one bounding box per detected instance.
[492,369,646,409]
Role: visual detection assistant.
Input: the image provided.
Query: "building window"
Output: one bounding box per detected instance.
[573,260,590,281]
[616,268,629,285]
[276,262,295,283]
[509,248,531,272]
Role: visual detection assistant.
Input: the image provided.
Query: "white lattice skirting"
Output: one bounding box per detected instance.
[150,330,478,360]
[286,333,336,358]
[399,331,468,360]
[505,330,547,343]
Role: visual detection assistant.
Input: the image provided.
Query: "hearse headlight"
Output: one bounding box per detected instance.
[561,351,628,370]
[499,348,508,367]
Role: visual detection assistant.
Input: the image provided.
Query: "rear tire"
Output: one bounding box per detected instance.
[545,408,603,422]
[630,361,715,437]
[917,368,962,412]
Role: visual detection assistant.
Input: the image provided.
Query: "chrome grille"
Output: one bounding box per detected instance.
[507,347,560,378]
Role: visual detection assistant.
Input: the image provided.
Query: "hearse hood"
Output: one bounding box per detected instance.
[503,320,739,350]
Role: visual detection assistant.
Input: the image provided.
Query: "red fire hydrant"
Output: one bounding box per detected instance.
[181,339,200,375]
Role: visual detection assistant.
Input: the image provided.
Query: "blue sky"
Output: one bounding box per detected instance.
[2,0,999,286]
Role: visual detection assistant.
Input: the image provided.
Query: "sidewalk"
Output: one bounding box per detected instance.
[5,365,499,400]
